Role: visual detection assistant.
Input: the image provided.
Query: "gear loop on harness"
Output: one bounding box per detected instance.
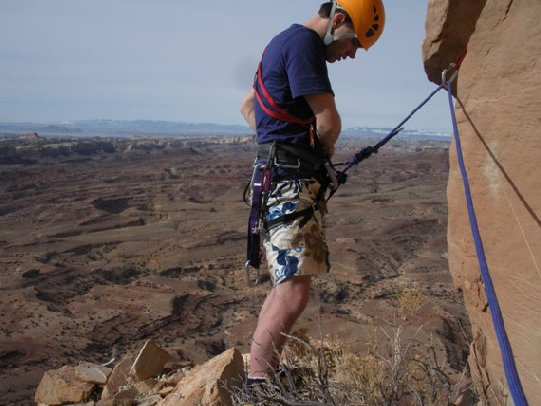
[244,141,279,286]
[245,141,329,285]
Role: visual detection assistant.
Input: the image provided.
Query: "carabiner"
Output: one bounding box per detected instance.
[442,62,459,88]
[245,260,261,286]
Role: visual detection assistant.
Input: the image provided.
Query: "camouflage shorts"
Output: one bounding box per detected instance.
[262,178,330,286]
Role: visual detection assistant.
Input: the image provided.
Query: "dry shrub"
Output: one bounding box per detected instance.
[396,282,427,319]
[230,325,475,405]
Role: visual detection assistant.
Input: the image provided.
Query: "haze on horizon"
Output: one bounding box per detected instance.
[0,1,453,134]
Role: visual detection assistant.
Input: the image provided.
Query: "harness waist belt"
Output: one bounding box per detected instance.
[257,144,323,171]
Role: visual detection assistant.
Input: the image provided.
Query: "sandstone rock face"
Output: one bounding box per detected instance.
[423,0,541,404]
[422,0,486,95]
[160,348,244,406]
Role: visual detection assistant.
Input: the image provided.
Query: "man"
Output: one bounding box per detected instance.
[240,0,385,385]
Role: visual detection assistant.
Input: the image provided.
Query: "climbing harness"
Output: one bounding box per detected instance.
[244,52,466,285]
[244,142,330,286]
[244,58,331,285]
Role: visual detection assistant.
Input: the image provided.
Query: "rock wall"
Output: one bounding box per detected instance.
[423,0,541,404]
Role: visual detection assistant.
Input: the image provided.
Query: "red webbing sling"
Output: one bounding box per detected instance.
[254,60,315,128]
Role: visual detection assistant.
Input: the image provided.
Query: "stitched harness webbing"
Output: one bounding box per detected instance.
[254,58,315,128]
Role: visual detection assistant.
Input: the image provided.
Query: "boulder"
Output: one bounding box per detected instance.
[160,348,244,406]
[423,0,541,404]
[101,355,136,399]
[130,340,172,381]
[75,361,112,385]
[106,387,138,406]
[134,378,158,396]
[34,365,95,405]
[138,394,164,406]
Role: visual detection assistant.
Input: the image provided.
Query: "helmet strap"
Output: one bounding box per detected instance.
[323,1,358,46]
[323,1,338,46]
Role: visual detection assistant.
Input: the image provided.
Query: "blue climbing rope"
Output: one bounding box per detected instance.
[341,82,446,173]
[331,52,528,402]
[335,49,467,178]
[446,79,528,405]
[329,82,448,193]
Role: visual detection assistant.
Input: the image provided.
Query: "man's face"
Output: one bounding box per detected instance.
[325,24,362,63]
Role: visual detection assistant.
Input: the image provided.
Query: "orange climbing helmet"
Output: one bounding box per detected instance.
[324,0,385,50]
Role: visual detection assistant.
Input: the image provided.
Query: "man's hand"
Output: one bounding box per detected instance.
[304,93,341,157]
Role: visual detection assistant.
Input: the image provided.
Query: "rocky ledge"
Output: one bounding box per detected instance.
[34,340,244,406]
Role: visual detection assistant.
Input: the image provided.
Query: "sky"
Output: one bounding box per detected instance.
[0,1,452,133]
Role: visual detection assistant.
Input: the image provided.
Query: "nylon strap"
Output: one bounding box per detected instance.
[253,55,315,128]
[264,179,327,230]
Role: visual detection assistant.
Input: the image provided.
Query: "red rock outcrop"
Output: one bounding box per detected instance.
[34,341,244,406]
[160,348,244,406]
[423,0,541,404]
[34,365,96,404]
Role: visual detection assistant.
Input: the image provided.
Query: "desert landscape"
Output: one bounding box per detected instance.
[0,132,472,404]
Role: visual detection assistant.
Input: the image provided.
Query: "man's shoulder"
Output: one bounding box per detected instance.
[267,24,324,63]
[275,24,321,45]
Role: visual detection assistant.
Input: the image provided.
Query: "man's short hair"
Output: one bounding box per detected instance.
[318,2,354,26]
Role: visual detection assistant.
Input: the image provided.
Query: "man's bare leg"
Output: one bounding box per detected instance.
[249,275,312,378]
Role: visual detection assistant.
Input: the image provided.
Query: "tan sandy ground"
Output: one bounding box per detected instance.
[0,135,471,404]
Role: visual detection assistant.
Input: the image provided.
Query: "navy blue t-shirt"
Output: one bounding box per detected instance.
[254,24,333,150]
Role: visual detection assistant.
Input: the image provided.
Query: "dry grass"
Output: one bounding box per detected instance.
[230,325,476,405]
[396,282,427,319]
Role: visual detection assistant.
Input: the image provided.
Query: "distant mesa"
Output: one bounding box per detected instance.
[19,132,41,141]
[0,120,449,140]
[0,119,251,136]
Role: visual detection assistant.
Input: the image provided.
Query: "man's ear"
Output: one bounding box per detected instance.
[333,12,346,28]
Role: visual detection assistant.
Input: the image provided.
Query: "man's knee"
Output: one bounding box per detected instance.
[277,275,311,316]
